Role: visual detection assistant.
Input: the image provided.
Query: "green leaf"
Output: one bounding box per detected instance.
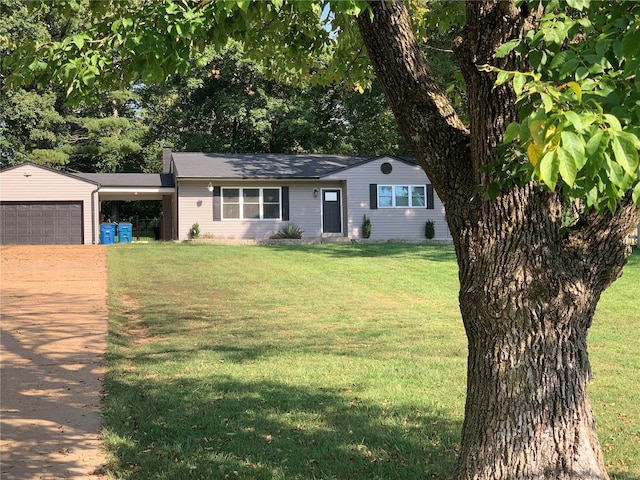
[613,41,625,62]
[529,119,546,146]
[82,69,95,86]
[165,2,179,14]
[606,153,628,189]
[486,182,501,199]
[549,50,573,70]
[604,114,622,131]
[61,63,78,82]
[28,59,47,72]
[559,58,580,80]
[557,147,578,186]
[611,133,639,177]
[566,0,589,11]
[237,0,251,12]
[111,19,122,34]
[543,24,564,45]
[539,151,560,190]
[585,129,605,157]
[72,35,85,50]
[503,122,520,143]
[622,23,640,57]
[560,130,586,168]
[513,72,527,96]
[575,66,589,81]
[585,186,597,207]
[540,92,554,113]
[563,110,583,132]
[529,49,547,70]
[606,182,619,213]
[495,40,521,58]
[495,70,511,86]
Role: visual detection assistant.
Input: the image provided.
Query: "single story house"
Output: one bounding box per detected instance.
[0,148,451,244]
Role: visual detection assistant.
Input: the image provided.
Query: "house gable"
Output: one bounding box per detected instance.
[323,156,450,241]
[0,162,100,189]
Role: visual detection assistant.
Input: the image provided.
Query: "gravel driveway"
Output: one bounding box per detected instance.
[1,245,108,480]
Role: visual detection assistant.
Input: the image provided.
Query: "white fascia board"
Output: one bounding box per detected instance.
[98,187,175,193]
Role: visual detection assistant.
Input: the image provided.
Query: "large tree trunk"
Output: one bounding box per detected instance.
[449,184,637,480]
[356,1,640,479]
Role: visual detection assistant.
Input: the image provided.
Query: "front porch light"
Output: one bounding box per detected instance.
[207,182,214,193]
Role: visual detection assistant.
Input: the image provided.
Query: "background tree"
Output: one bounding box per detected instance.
[1,0,412,168]
[138,42,411,156]
[0,0,148,172]
[3,1,639,479]
[0,0,71,166]
[64,89,150,173]
[0,88,70,166]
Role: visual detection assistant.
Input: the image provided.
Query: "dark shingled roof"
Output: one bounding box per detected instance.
[74,173,174,187]
[171,152,374,179]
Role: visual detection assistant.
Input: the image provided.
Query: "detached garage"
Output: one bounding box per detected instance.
[0,163,99,245]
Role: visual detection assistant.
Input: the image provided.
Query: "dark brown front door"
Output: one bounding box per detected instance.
[322,189,342,234]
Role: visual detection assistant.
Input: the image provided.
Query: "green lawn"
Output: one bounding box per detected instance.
[103,243,639,480]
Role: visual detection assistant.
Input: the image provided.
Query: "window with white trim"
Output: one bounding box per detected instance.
[222,187,281,219]
[378,185,426,208]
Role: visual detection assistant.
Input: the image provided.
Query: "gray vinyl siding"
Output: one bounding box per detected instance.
[325,157,451,241]
[177,180,341,240]
[0,164,99,244]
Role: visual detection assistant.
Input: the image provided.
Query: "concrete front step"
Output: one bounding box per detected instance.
[320,235,352,244]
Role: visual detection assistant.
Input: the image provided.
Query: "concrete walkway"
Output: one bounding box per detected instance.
[1,246,108,480]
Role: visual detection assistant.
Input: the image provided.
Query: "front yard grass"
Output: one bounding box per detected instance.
[104,243,639,480]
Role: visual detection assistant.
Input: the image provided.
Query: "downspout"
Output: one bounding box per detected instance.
[174,181,179,241]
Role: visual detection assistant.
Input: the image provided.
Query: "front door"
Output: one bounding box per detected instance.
[322,189,342,233]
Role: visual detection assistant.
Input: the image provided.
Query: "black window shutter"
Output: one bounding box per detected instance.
[426,184,434,209]
[282,186,289,221]
[369,184,378,209]
[212,186,221,221]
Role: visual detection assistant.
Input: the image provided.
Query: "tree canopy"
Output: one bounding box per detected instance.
[3,0,638,212]
[486,0,640,213]
[1,0,418,170]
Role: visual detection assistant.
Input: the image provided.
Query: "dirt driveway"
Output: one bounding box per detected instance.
[1,245,108,480]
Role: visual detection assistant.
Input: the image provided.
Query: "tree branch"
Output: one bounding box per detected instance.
[565,196,640,291]
[355,0,472,204]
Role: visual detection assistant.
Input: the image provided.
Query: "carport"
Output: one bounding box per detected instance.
[0,163,176,245]
[74,172,176,242]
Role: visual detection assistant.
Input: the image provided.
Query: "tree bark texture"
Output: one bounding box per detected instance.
[356,2,640,479]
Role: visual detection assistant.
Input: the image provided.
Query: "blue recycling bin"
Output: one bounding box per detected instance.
[118,223,133,243]
[100,223,116,245]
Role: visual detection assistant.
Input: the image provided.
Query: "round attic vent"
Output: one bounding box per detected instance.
[380,162,392,174]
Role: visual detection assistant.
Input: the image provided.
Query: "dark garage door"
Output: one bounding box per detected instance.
[0,202,83,245]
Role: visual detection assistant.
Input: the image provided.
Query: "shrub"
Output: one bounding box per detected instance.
[271,223,304,239]
[362,215,372,239]
[425,220,435,239]
[190,222,200,239]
